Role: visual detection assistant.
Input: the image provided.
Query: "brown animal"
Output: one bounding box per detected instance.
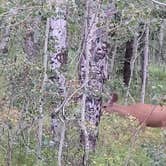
[102,93,166,128]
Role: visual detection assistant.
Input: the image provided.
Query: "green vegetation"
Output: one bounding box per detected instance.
[0,0,166,165]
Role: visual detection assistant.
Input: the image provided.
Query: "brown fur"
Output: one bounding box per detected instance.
[102,93,166,128]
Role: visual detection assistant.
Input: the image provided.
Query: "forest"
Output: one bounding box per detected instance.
[0,0,166,165]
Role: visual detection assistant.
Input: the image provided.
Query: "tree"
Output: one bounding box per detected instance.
[0,0,166,165]
[159,19,166,61]
[123,39,134,87]
[78,0,115,164]
[141,23,149,103]
[47,1,68,166]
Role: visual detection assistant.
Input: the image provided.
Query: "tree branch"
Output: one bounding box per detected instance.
[151,0,166,7]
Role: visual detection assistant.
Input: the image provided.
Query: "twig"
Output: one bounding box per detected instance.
[0,5,42,18]
[0,9,34,30]
[151,0,166,7]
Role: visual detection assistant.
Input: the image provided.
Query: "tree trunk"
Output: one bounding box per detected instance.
[6,129,12,166]
[159,19,166,61]
[0,26,10,54]
[123,39,134,86]
[79,0,115,164]
[46,1,68,166]
[141,23,149,103]
[125,34,138,104]
[110,42,117,79]
[36,18,49,165]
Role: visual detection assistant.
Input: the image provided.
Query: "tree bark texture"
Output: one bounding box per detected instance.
[79,0,115,153]
[110,42,117,79]
[0,26,10,54]
[159,19,166,61]
[46,2,68,166]
[47,1,67,149]
[36,18,49,164]
[138,23,147,85]
[141,23,149,103]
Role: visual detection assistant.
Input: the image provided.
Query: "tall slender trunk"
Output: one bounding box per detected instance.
[36,18,49,165]
[123,39,134,87]
[141,23,149,103]
[125,34,138,104]
[110,42,117,79]
[0,25,10,54]
[6,129,12,166]
[47,1,68,166]
[79,0,115,164]
[159,19,166,61]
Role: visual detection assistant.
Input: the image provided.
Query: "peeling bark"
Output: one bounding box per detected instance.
[48,1,67,136]
[79,0,115,159]
[36,18,49,164]
[47,1,68,166]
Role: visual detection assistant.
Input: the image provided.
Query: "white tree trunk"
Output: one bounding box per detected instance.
[79,0,115,164]
[159,19,166,61]
[48,1,68,166]
[141,23,149,103]
[110,42,117,79]
[36,18,49,165]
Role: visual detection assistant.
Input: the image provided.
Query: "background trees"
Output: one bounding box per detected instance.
[0,0,166,165]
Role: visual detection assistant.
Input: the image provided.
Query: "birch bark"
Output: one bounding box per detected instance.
[79,0,115,163]
[141,23,149,103]
[48,1,68,166]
